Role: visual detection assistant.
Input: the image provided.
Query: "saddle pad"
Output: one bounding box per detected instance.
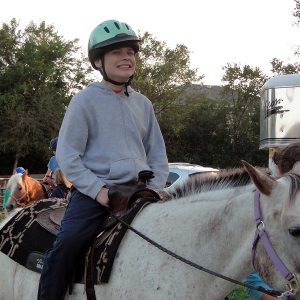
[0,198,68,268]
[0,195,158,288]
[86,197,157,285]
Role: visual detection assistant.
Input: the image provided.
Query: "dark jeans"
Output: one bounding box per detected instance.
[37,188,108,300]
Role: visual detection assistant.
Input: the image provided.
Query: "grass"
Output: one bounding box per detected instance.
[0,211,4,221]
[227,286,252,300]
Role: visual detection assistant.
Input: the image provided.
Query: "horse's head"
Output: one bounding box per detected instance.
[5,171,29,211]
[243,160,300,298]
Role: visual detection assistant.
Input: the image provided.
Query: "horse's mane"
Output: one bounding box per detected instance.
[164,167,255,200]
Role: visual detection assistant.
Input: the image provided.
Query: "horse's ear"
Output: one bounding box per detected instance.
[22,170,28,177]
[242,160,276,195]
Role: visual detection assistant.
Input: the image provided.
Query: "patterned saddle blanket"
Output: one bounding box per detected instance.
[0,198,67,273]
[0,197,156,284]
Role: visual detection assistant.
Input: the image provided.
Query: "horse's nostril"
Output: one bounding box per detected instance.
[6,204,14,211]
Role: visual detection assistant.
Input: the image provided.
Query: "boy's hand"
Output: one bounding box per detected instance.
[96,187,109,207]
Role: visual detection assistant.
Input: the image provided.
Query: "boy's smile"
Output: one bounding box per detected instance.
[95,47,136,84]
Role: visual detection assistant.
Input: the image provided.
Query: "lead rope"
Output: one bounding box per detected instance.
[110,211,281,298]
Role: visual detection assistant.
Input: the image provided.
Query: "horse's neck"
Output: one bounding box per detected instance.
[26,177,38,188]
[26,178,44,200]
[148,186,256,281]
[201,188,256,276]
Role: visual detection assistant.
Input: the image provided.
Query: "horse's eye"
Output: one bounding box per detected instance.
[18,187,22,190]
[288,227,300,237]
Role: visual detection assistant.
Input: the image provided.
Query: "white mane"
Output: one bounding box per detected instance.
[165,168,252,200]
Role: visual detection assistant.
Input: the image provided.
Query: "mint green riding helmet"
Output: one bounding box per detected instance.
[88,19,140,69]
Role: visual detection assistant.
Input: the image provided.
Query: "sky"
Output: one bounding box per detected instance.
[2,0,299,85]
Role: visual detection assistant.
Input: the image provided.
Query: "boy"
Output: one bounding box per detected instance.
[38,19,169,299]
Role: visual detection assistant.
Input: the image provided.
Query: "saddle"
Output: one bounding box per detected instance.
[35,170,160,235]
[108,170,160,215]
[36,206,66,235]
[41,183,53,198]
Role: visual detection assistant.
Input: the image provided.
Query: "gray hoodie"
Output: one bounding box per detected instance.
[56,82,169,199]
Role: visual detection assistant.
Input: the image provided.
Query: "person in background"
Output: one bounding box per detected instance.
[15,166,26,174]
[38,19,168,300]
[272,141,300,176]
[50,168,72,199]
[245,271,282,300]
[43,137,59,186]
[244,142,300,300]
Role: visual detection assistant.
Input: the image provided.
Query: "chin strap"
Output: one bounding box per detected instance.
[100,57,133,96]
[102,74,133,97]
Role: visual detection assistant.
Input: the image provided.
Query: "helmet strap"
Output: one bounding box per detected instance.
[100,57,133,96]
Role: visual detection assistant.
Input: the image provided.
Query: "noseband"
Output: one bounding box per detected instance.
[252,190,300,298]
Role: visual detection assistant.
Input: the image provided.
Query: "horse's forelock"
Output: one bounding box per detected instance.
[285,173,300,206]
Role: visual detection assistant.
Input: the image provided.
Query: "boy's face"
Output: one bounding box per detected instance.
[95,47,136,82]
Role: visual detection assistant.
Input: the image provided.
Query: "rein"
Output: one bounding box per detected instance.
[110,196,284,298]
[252,190,300,298]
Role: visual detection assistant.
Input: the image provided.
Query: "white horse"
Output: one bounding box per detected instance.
[1,161,300,300]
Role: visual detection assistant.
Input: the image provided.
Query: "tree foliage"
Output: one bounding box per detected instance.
[0,19,91,169]
[1,14,299,173]
[270,58,300,74]
[133,32,201,114]
[293,0,300,24]
[220,63,268,166]
[162,64,270,169]
[169,99,230,167]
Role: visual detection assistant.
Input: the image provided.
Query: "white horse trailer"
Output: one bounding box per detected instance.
[260,74,300,174]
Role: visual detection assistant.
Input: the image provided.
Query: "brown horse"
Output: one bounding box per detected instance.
[5,171,48,211]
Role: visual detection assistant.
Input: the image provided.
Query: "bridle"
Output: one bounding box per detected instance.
[8,182,29,207]
[252,190,300,298]
[108,191,300,298]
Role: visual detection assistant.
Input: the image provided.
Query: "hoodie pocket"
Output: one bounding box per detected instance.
[107,158,150,181]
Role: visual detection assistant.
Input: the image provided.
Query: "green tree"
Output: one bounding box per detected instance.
[293,0,300,24]
[158,102,192,162]
[220,63,268,166]
[270,58,300,74]
[175,98,229,167]
[0,19,91,170]
[271,0,300,74]
[133,32,201,114]
[131,32,204,164]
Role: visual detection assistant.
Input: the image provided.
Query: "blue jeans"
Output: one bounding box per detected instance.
[37,188,108,300]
